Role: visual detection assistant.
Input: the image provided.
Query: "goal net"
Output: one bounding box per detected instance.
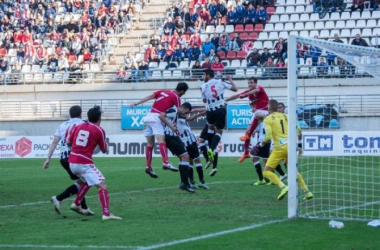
[287,36,380,221]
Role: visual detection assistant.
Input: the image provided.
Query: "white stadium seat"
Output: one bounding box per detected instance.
[269,32,279,40]
[366,20,377,28]
[361,11,371,19]
[295,6,304,13]
[350,28,361,37]
[264,23,274,31]
[284,23,294,31]
[285,6,295,13]
[304,22,314,30]
[346,20,356,29]
[274,23,284,31]
[315,21,324,30]
[309,13,319,21]
[280,14,289,22]
[330,12,340,21]
[300,13,309,21]
[309,30,319,38]
[351,12,361,20]
[340,29,351,37]
[341,12,350,20]
[289,14,299,22]
[335,21,345,29]
[294,22,304,30]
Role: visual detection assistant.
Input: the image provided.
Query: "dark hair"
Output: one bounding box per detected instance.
[175,82,189,92]
[248,77,258,83]
[203,68,214,78]
[181,102,192,111]
[87,105,102,123]
[269,99,279,112]
[69,105,82,118]
[278,102,285,108]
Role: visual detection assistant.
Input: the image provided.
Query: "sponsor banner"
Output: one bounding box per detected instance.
[226,105,253,129]
[0,131,379,158]
[121,106,151,130]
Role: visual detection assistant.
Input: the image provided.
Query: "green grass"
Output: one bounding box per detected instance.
[0,157,379,250]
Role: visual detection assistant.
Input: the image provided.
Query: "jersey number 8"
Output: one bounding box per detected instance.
[76,130,90,147]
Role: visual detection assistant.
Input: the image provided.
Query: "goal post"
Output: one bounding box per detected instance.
[287,35,380,220]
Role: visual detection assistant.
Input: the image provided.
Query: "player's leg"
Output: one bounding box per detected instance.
[209,152,218,176]
[198,124,211,168]
[207,109,226,167]
[188,142,208,189]
[252,157,266,185]
[263,149,289,200]
[143,123,159,178]
[251,143,270,185]
[157,134,178,171]
[239,115,255,162]
[188,159,195,188]
[178,153,194,193]
[94,180,122,220]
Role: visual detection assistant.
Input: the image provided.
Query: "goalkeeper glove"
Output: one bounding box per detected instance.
[250,143,261,156]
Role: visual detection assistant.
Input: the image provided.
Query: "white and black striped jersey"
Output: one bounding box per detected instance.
[177,115,197,147]
[254,122,266,143]
[53,118,85,160]
[163,107,178,136]
[200,78,233,111]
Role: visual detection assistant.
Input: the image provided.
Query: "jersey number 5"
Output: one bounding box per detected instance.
[76,130,89,147]
[211,85,217,98]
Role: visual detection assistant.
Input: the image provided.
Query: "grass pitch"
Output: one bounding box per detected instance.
[0,157,378,250]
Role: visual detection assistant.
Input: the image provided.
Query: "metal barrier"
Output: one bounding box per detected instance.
[0,95,379,120]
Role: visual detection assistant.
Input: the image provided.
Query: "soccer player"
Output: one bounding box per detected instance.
[250,122,271,185]
[200,69,238,176]
[259,99,313,200]
[176,104,209,189]
[43,105,93,216]
[67,106,122,220]
[226,77,269,163]
[130,82,189,179]
[158,103,195,193]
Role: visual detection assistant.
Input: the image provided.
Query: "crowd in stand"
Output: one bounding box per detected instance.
[311,0,379,16]
[0,0,144,84]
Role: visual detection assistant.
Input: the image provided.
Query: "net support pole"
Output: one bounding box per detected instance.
[287,35,298,218]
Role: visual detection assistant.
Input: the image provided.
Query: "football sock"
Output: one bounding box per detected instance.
[199,144,209,161]
[195,163,204,183]
[254,161,263,181]
[210,133,221,151]
[244,139,251,154]
[263,170,285,188]
[98,189,110,216]
[207,129,214,146]
[213,152,218,169]
[276,165,286,176]
[249,119,259,136]
[74,183,90,206]
[179,161,190,185]
[146,145,153,167]
[189,165,194,183]
[56,184,78,202]
[158,143,169,165]
[297,172,309,192]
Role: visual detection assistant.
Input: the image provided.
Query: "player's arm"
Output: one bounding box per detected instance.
[191,107,206,113]
[130,93,155,108]
[225,75,238,92]
[98,129,108,154]
[186,111,206,121]
[66,126,77,147]
[239,88,260,98]
[225,93,240,102]
[43,136,60,169]
[158,112,178,134]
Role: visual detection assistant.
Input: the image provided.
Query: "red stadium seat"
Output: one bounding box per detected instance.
[248,32,258,41]
[240,32,249,41]
[217,50,226,60]
[236,51,247,59]
[254,24,264,32]
[234,24,244,33]
[245,24,254,32]
[226,51,236,60]
[267,7,275,15]
[229,33,235,39]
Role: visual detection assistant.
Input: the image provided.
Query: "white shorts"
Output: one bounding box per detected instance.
[143,113,165,136]
[70,163,105,186]
[249,109,269,125]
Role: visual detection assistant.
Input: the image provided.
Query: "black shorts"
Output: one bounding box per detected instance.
[186,142,200,160]
[60,157,79,181]
[251,143,271,159]
[165,135,187,156]
[206,108,226,130]
[200,124,209,141]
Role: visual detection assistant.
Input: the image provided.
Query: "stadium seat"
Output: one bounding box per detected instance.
[340,29,351,37]
[90,64,101,72]
[279,31,289,39]
[254,41,263,50]
[225,25,234,33]
[263,41,273,49]
[320,30,329,38]
[305,5,313,13]
[304,22,314,30]
[158,62,168,69]
[163,70,172,78]
[149,62,158,69]
[226,51,236,60]
[300,13,309,21]
[341,12,350,20]
[7,49,16,57]
[229,33,235,39]
[274,23,284,31]
[215,25,225,33]
[201,34,209,42]
[217,51,226,60]
[346,20,356,29]
[330,29,340,37]
[227,0,237,7]
[299,30,309,37]
[236,51,247,59]
[295,6,304,13]
[269,32,278,40]
[254,24,263,32]
[285,6,295,13]
[258,32,268,40]
[241,59,247,67]
[310,13,319,21]
[315,21,324,30]
[280,14,289,22]
[361,11,371,19]
[284,23,293,31]
[362,28,372,37]
[267,7,275,15]
[372,28,380,36]
[221,60,230,67]
[370,37,379,46]
[172,70,182,79]
[372,11,380,19]
[277,0,285,4]
[351,11,361,20]
[205,25,215,34]
[294,22,304,30]
[245,24,254,32]
[276,6,285,14]
[235,24,244,33]
[350,28,361,37]
[248,32,258,41]
[289,14,299,22]
[325,21,334,29]
[265,23,274,31]
[270,15,279,23]
[289,30,298,36]
[151,70,162,79]
[366,20,377,28]
[335,20,345,29]
[240,32,249,41]
[310,30,319,38]
[287,0,295,5]
[230,59,240,68]
[329,12,340,21]
[296,0,306,4]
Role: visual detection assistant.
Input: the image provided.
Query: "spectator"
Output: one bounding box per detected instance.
[68,62,83,83]
[0,46,7,59]
[229,33,243,51]
[9,64,21,85]
[256,5,267,26]
[145,44,157,62]
[227,6,237,24]
[260,47,272,64]
[274,58,287,78]
[124,51,137,78]
[46,54,59,72]
[208,49,217,63]
[235,0,246,23]
[149,35,160,47]
[82,49,92,64]
[45,4,56,19]
[163,44,174,62]
[211,56,224,77]
[188,44,201,63]
[173,44,184,64]
[136,60,149,82]
[246,4,256,24]
[155,44,166,61]
[199,6,211,25]
[178,34,187,50]
[116,65,127,82]
[191,60,202,80]
[208,0,218,24]
[174,16,185,34]
[310,0,321,13]
[316,57,328,76]
[201,37,216,59]
[351,34,368,47]
[262,57,275,79]
[217,32,230,52]
[24,41,36,64]
[58,53,69,72]
[351,0,364,12]
[71,36,82,55]
[163,17,175,36]
[273,38,285,60]
[202,57,212,69]
[0,59,9,84]
[189,32,202,47]
[190,16,203,34]
[216,0,228,24]
[247,48,261,67]
[210,33,219,49]
[326,49,336,73]
[330,0,346,12]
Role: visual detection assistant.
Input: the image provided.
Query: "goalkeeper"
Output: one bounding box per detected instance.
[258,99,313,201]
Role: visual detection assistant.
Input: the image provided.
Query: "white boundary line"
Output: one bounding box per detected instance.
[0,218,287,250]
[0,180,251,209]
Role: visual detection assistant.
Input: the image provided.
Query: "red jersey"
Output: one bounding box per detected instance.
[238,85,269,110]
[68,122,107,164]
[150,90,181,114]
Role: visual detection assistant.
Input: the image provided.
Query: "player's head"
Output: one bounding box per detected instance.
[69,105,82,118]
[179,102,192,116]
[268,99,279,113]
[203,68,214,82]
[247,77,258,89]
[278,102,285,113]
[87,105,102,124]
[175,82,189,96]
